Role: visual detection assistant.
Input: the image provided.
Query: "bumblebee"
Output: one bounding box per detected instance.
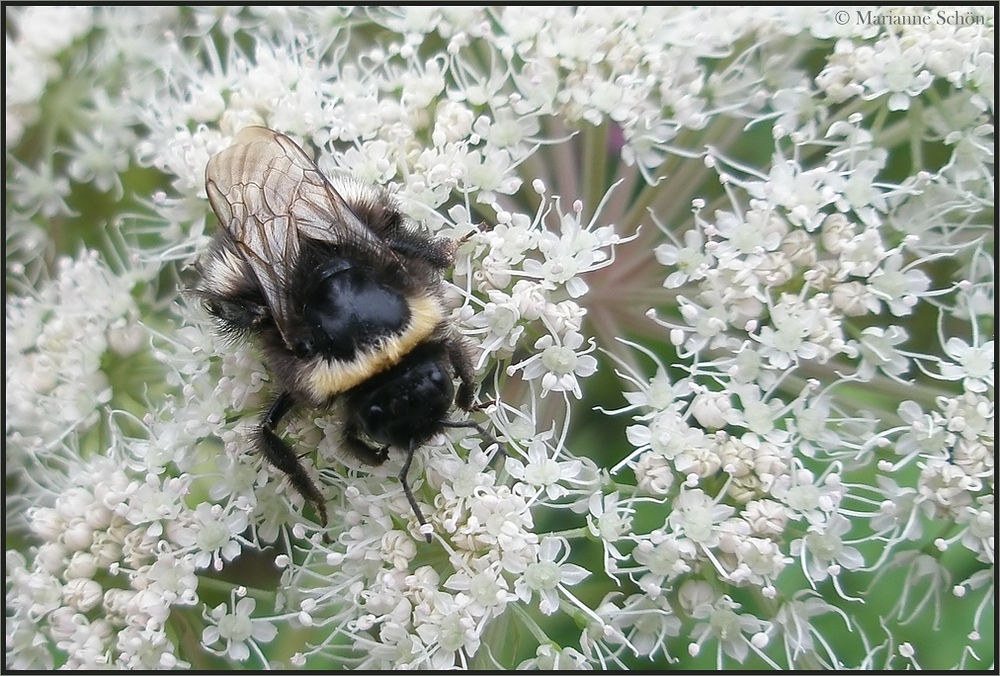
[197,126,484,540]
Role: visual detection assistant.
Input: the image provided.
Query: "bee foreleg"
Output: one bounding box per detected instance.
[257,392,329,529]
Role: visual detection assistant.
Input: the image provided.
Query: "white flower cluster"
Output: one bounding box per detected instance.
[4,5,994,671]
[4,6,95,148]
[3,256,283,668]
[814,8,994,110]
[4,442,279,669]
[6,451,196,669]
[276,430,599,668]
[6,253,143,468]
[608,8,993,666]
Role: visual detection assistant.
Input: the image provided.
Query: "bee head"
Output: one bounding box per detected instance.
[350,345,455,448]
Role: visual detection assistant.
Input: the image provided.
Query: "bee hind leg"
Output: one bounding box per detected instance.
[258,391,329,530]
[444,335,478,411]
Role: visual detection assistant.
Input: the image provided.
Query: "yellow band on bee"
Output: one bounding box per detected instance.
[303,294,444,401]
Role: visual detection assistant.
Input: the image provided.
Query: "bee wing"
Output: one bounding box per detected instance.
[205,126,384,348]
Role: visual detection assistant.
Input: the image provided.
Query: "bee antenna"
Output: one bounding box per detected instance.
[400,438,432,543]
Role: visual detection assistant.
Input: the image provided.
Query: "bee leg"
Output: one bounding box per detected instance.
[445,336,478,411]
[342,426,430,542]
[399,438,432,543]
[385,232,457,270]
[258,391,329,530]
[442,336,504,464]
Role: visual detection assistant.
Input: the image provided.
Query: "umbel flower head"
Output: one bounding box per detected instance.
[5,6,994,671]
